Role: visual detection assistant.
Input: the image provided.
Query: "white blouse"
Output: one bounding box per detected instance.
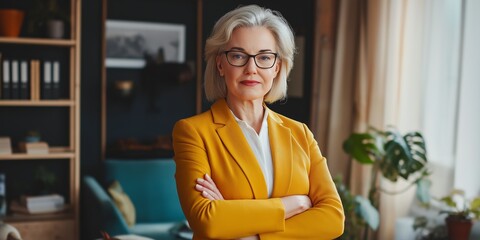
[231,110,274,197]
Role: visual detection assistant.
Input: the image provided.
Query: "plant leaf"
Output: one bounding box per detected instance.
[416,178,431,204]
[450,189,465,196]
[471,209,480,220]
[440,196,457,208]
[343,133,379,164]
[355,196,379,230]
[470,198,480,211]
[382,130,427,181]
[413,216,428,230]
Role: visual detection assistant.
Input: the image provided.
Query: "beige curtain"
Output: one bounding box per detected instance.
[311,0,424,239]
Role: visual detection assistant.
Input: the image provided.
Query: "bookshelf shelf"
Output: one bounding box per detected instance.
[0,146,74,160]
[0,152,74,160]
[4,211,74,223]
[0,100,74,107]
[0,37,76,47]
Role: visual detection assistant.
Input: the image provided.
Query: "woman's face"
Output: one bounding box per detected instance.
[216,26,280,103]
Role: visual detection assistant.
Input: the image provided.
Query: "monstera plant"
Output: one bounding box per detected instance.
[338,126,431,240]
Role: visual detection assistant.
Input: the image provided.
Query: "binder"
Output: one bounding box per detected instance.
[52,61,60,99]
[20,60,29,99]
[10,60,19,99]
[2,60,10,99]
[42,61,52,99]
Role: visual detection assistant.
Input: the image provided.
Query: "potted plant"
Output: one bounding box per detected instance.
[334,175,379,240]
[0,0,26,37]
[439,189,480,239]
[33,166,57,195]
[25,0,69,38]
[338,126,431,239]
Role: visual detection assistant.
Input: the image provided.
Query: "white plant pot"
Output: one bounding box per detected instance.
[46,20,64,39]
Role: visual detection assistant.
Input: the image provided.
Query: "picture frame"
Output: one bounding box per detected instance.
[105,20,186,68]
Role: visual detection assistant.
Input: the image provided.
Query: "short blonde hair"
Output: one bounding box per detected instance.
[204,4,295,103]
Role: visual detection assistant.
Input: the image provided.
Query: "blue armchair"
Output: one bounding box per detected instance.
[82,159,186,240]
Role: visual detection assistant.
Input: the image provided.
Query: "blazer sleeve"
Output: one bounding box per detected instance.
[173,119,285,239]
[259,124,345,240]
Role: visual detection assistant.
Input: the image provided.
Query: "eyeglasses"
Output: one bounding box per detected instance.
[223,51,278,69]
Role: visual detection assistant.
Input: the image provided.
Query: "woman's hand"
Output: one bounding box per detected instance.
[195,173,224,200]
[195,175,259,240]
[280,195,312,219]
[195,174,311,219]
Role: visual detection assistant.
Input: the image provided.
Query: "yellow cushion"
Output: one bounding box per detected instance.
[108,180,136,226]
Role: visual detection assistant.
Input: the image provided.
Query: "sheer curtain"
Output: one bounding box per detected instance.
[311,0,471,239]
[452,0,480,200]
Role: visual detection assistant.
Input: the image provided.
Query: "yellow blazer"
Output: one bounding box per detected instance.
[173,99,344,240]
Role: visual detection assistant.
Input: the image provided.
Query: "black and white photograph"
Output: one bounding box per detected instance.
[105,20,186,68]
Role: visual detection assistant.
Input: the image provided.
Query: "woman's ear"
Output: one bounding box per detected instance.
[273,60,281,77]
[216,55,224,76]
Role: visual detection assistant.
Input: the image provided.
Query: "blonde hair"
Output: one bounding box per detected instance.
[204,4,295,103]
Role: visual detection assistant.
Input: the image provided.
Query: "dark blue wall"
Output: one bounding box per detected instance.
[80,0,103,178]
[105,0,198,155]
[80,0,315,175]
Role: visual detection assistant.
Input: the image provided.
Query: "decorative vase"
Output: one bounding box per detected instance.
[0,9,25,37]
[445,215,473,240]
[0,222,22,240]
[46,19,64,39]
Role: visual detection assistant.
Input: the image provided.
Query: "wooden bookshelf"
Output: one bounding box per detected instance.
[0,0,81,239]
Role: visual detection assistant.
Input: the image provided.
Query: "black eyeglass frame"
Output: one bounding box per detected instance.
[223,50,278,69]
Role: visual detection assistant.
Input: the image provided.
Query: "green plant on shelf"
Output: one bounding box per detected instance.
[337,126,431,240]
[33,166,57,195]
[413,189,480,240]
[439,189,480,220]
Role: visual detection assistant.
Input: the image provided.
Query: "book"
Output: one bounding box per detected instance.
[21,194,65,213]
[2,59,10,99]
[18,141,49,154]
[21,194,64,205]
[0,137,12,155]
[17,194,66,214]
[20,60,29,99]
[10,200,67,215]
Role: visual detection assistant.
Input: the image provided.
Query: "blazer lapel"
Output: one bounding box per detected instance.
[212,99,268,199]
[268,110,293,197]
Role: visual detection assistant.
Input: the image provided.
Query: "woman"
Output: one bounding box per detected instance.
[172,4,344,240]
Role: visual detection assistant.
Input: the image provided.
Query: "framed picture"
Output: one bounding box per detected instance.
[105,20,186,68]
